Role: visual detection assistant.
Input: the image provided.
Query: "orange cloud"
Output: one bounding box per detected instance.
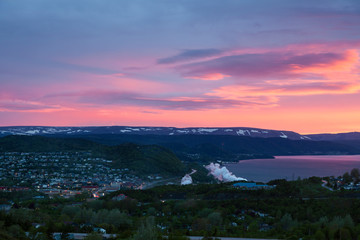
[186,73,230,80]
[209,81,360,101]
[206,46,360,105]
[291,49,359,74]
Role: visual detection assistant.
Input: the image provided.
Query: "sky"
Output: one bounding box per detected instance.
[0,0,360,134]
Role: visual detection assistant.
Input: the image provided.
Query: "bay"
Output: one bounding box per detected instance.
[225,155,360,183]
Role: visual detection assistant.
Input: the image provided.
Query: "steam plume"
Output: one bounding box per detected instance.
[205,163,247,182]
[181,169,197,185]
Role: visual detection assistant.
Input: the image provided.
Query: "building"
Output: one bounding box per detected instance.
[233,182,272,189]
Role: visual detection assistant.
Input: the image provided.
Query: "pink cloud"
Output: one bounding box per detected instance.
[0,99,72,112]
[177,51,351,80]
[44,90,265,110]
[209,81,360,103]
[186,73,230,81]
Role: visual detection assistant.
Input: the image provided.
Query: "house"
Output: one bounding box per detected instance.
[81,186,99,192]
[0,204,12,212]
[233,182,272,189]
[112,194,126,201]
[93,227,106,234]
[31,223,45,229]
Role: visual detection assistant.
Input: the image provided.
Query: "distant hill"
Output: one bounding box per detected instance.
[0,126,307,140]
[41,134,360,157]
[1,127,360,163]
[2,126,360,142]
[305,132,360,141]
[0,135,185,176]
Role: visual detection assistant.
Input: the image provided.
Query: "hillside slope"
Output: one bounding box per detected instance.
[49,134,360,157]
[0,135,185,176]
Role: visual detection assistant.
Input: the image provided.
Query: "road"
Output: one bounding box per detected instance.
[142,177,181,189]
[321,180,334,191]
[51,232,280,240]
[188,237,279,240]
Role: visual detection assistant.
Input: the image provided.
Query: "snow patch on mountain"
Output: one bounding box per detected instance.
[25,130,40,134]
[279,132,288,138]
[197,128,218,133]
[300,136,311,140]
[120,130,131,133]
[236,130,245,135]
[176,130,189,133]
[126,128,140,131]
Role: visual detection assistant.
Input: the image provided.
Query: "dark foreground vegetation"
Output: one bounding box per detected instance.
[1,177,360,239]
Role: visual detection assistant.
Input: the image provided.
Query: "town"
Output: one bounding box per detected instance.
[0,151,149,199]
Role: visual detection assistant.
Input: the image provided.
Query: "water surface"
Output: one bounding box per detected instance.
[225,155,360,183]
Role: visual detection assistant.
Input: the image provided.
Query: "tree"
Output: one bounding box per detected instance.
[335,228,352,240]
[318,216,329,228]
[7,224,26,240]
[314,229,326,240]
[62,206,81,219]
[207,212,222,227]
[83,232,102,240]
[91,209,108,225]
[106,209,131,230]
[343,172,352,183]
[147,207,156,216]
[280,213,297,230]
[248,220,259,233]
[344,214,354,230]
[351,168,360,183]
[74,209,94,224]
[45,220,55,240]
[132,217,159,240]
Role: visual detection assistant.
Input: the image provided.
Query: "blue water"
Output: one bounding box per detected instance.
[225,155,360,183]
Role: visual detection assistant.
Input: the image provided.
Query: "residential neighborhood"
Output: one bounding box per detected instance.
[0,151,146,198]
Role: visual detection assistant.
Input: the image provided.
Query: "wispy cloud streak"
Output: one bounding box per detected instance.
[45,90,265,110]
[157,49,224,64]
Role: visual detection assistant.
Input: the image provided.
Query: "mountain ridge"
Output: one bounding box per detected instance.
[0,126,308,140]
[0,126,359,141]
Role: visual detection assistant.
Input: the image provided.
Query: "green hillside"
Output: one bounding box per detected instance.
[0,135,185,176]
[101,143,185,176]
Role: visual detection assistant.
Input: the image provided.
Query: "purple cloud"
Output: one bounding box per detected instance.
[157,49,224,64]
[177,51,346,80]
[0,100,64,111]
[284,53,343,66]
[46,90,264,110]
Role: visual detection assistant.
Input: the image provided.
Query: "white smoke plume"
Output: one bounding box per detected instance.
[181,175,192,185]
[205,163,247,182]
[181,169,197,185]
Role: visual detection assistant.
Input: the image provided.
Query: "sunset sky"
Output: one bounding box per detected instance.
[1,0,360,134]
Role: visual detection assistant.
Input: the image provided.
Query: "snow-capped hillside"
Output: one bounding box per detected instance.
[0,126,308,140]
